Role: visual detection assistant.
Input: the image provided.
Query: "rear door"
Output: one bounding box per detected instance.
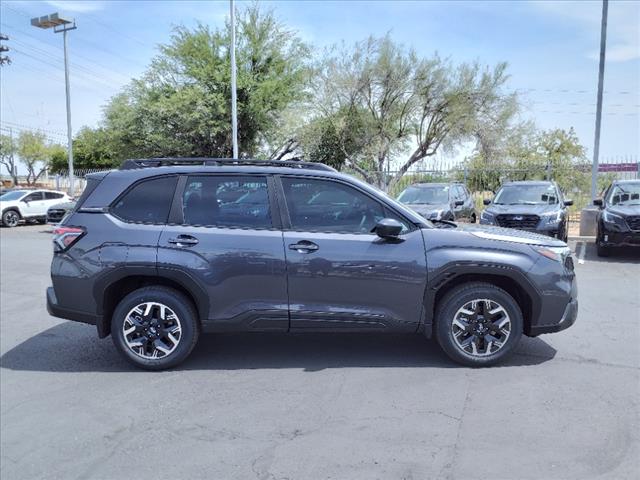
[278,176,427,332]
[157,174,289,331]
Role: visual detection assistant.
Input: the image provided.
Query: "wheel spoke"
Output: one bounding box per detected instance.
[123,302,182,360]
[452,298,511,357]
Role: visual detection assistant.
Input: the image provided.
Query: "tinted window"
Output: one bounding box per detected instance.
[45,192,64,200]
[112,176,178,224]
[182,176,271,229]
[282,178,399,234]
[455,185,466,199]
[24,192,45,201]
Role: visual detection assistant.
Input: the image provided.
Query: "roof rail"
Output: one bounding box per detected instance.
[119,157,336,172]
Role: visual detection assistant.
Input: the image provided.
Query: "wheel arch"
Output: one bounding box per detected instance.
[96,268,209,338]
[425,266,539,337]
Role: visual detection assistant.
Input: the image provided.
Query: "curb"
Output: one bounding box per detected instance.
[568,236,595,242]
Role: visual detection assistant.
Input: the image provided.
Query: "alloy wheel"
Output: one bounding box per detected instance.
[3,211,19,227]
[451,299,511,357]
[122,302,182,359]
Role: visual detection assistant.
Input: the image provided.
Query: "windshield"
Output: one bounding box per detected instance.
[397,185,449,204]
[607,183,640,206]
[493,184,558,205]
[0,191,27,201]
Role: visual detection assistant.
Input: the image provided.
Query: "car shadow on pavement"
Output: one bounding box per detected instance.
[0,321,557,373]
[581,242,640,264]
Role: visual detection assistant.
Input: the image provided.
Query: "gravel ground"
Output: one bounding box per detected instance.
[1,224,639,480]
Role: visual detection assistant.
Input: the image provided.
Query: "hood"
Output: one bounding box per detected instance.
[405,203,451,217]
[0,199,19,208]
[485,203,561,216]
[457,223,566,247]
[607,204,640,217]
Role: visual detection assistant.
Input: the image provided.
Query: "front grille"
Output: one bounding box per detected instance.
[47,209,66,222]
[626,215,640,231]
[495,214,540,230]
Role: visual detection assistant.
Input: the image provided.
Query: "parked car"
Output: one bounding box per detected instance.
[1,189,71,227]
[480,181,572,241]
[396,182,476,222]
[47,200,77,224]
[593,179,640,257]
[47,158,577,370]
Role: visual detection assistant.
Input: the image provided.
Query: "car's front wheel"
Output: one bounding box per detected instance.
[111,286,200,370]
[435,282,523,367]
[2,209,20,228]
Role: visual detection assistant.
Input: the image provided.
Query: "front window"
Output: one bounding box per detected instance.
[397,185,450,205]
[606,183,640,206]
[0,191,28,201]
[493,184,558,205]
[282,177,407,234]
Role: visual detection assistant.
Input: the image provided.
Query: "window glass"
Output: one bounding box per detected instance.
[456,185,466,200]
[607,182,640,206]
[112,176,178,224]
[24,192,44,201]
[493,184,558,205]
[45,192,64,200]
[182,176,271,229]
[397,185,450,204]
[282,177,405,234]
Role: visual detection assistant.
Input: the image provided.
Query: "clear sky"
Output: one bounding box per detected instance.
[1,0,638,165]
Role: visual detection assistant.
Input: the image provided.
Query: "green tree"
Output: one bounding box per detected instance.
[305,36,518,190]
[17,131,54,185]
[95,4,309,163]
[0,133,18,185]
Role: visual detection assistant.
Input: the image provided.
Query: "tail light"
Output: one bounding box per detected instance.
[53,226,85,253]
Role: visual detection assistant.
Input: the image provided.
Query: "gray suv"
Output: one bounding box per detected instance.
[47,159,578,370]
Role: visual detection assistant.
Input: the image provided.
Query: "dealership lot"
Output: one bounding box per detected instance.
[1,225,638,479]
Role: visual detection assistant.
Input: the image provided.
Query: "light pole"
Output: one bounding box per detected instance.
[229,0,238,159]
[31,13,77,195]
[591,0,608,201]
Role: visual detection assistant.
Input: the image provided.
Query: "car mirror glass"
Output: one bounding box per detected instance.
[483,198,491,205]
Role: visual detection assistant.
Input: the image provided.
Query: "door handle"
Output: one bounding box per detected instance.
[288,240,319,253]
[168,235,199,247]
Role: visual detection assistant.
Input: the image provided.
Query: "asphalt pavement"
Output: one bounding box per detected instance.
[1,225,639,480]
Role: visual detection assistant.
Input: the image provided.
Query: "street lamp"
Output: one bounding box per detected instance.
[31,13,77,195]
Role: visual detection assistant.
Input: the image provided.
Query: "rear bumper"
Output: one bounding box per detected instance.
[47,286,100,326]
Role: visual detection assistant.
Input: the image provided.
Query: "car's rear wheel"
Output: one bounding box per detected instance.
[435,282,523,367]
[2,209,20,228]
[470,213,477,223]
[111,286,200,370]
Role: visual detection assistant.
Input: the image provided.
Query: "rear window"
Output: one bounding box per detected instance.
[182,175,271,229]
[112,176,178,224]
[75,177,102,209]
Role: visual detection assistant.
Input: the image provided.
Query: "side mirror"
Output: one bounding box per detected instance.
[483,198,491,206]
[22,199,30,204]
[372,218,403,239]
[563,199,573,206]
[593,198,603,207]
[454,200,464,207]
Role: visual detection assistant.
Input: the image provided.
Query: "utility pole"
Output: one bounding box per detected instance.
[31,13,77,195]
[230,0,239,159]
[591,0,608,201]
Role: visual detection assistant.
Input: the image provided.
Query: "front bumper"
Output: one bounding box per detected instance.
[600,228,640,248]
[47,286,100,326]
[529,298,578,335]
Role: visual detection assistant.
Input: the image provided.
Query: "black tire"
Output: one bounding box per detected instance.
[1,209,20,228]
[111,286,200,370]
[470,213,477,224]
[435,282,523,367]
[596,240,610,257]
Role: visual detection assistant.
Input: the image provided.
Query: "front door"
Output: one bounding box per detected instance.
[279,176,428,332]
[21,191,47,216]
[157,174,289,331]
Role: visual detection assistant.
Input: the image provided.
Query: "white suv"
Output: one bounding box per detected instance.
[0,189,71,227]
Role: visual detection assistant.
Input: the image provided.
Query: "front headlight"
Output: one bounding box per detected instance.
[532,245,571,263]
[540,210,562,224]
[480,210,495,222]
[427,210,444,220]
[602,210,625,225]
